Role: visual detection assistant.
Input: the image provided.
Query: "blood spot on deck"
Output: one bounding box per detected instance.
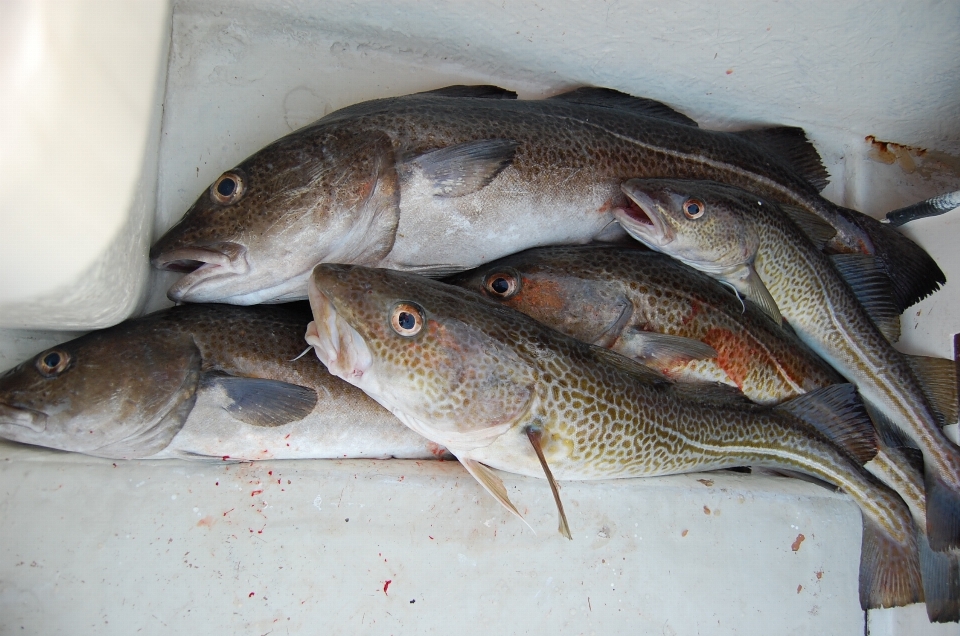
[791,533,805,551]
[383,580,392,595]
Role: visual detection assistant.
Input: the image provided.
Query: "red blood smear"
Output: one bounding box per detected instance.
[249,592,255,598]
[251,490,263,497]
[383,580,392,595]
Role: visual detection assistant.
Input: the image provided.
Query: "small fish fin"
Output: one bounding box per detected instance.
[917,528,960,623]
[829,254,901,342]
[924,469,960,551]
[459,457,534,532]
[589,345,673,387]
[613,329,718,372]
[858,516,923,610]
[406,139,518,198]
[778,204,837,251]
[670,381,753,406]
[416,85,518,99]
[750,467,839,492]
[733,127,830,192]
[201,372,318,428]
[886,189,960,227]
[837,206,945,312]
[774,384,878,465]
[903,354,958,427]
[526,427,572,540]
[734,266,782,325]
[548,87,699,127]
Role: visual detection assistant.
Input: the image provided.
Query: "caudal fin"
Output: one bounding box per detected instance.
[925,469,960,551]
[858,516,923,610]
[837,207,946,311]
[918,529,960,622]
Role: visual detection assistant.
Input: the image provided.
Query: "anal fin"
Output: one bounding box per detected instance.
[459,456,534,532]
[526,427,572,540]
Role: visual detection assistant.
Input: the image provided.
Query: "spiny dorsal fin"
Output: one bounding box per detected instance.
[830,254,901,343]
[886,189,960,227]
[778,203,837,251]
[903,354,958,426]
[201,372,318,428]
[613,329,718,371]
[548,87,700,127]
[733,127,830,191]
[526,427,572,539]
[405,139,518,198]
[459,456,534,532]
[774,384,878,465]
[417,85,518,99]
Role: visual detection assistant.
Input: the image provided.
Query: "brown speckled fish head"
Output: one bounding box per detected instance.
[617,178,761,275]
[151,127,400,305]
[448,246,635,346]
[307,264,538,450]
[0,318,201,458]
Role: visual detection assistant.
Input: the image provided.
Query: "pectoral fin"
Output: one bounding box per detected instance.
[613,329,717,371]
[526,427,572,540]
[459,456,534,532]
[730,265,782,325]
[405,139,518,198]
[201,372,318,428]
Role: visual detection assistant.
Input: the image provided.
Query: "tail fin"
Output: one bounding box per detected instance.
[918,528,960,622]
[837,207,945,311]
[925,469,960,551]
[858,516,924,610]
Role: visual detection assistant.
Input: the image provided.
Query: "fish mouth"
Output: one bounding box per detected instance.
[614,183,674,248]
[150,243,251,303]
[305,267,373,384]
[0,403,47,435]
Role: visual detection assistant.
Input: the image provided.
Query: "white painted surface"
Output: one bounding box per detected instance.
[1,1,959,634]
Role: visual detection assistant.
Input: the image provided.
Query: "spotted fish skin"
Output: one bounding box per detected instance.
[616,178,960,551]
[449,245,842,403]
[0,303,441,461]
[151,86,940,308]
[306,264,922,609]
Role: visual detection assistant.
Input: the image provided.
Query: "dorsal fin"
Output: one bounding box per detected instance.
[774,384,878,465]
[733,127,830,191]
[830,254,902,342]
[417,85,518,99]
[548,87,699,127]
[903,354,958,426]
[778,203,837,250]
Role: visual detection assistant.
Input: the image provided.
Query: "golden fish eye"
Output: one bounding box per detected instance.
[484,270,520,299]
[36,349,71,377]
[683,198,705,219]
[391,302,425,337]
[211,171,245,204]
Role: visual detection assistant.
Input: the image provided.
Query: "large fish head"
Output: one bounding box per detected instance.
[447,246,633,346]
[615,179,761,277]
[305,264,538,452]
[0,321,202,458]
[150,128,401,305]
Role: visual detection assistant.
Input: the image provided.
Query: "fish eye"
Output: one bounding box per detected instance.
[683,198,705,219]
[36,349,71,377]
[483,270,520,299]
[391,302,425,337]
[211,171,245,204]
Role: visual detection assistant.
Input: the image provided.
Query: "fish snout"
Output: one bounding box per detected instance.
[0,402,47,435]
[150,243,250,302]
[616,181,674,247]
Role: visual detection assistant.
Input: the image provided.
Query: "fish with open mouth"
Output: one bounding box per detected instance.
[0,303,444,461]
[305,262,930,611]
[614,178,960,554]
[151,85,942,311]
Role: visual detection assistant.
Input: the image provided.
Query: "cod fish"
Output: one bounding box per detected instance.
[0,303,444,461]
[615,178,960,553]
[151,85,941,311]
[305,263,927,611]
[450,244,960,621]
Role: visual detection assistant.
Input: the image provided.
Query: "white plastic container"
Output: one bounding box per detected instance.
[1,1,958,633]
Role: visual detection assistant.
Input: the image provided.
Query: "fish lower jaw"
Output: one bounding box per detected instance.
[0,403,47,434]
